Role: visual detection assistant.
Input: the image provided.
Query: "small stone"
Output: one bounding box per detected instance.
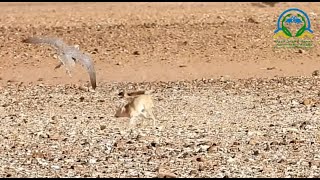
[189,169,198,175]
[283,128,299,133]
[291,99,300,106]
[79,86,88,91]
[128,169,139,177]
[51,165,60,170]
[302,98,315,106]
[248,17,259,24]
[198,164,205,171]
[50,133,60,140]
[249,138,259,145]
[233,141,241,146]
[248,131,262,136]
[144,171,156,177]
[89,159,96,164]
[133,51,140,55]
[267,67,276,70]
[207,145,217,153]
[100,125,106,130]
[79,97,85,102]
[158,171,177,178]
[200,145,210,152]
[312,70,320,76]
[195,156,205,162]
[227,157,236,163]
[299,121,310,129]
[150,142,157,147]
[64,159,74,163]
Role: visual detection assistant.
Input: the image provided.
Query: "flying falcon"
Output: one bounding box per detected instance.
[22,36,97,89]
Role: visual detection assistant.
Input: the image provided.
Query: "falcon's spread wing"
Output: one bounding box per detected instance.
[23,36,69,67]
[22,37,66,52]
[23,36,97,90]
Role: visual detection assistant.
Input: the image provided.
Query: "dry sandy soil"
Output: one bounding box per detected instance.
[1,2,320,178]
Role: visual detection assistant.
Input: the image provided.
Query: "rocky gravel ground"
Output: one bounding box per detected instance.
[1,77,320,178]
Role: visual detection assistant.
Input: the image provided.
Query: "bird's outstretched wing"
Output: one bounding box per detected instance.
[23,36,97,90]
[71,52,97,90]
[22,36,67,52]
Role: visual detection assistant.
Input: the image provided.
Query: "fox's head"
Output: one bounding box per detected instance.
[114,104,130,118]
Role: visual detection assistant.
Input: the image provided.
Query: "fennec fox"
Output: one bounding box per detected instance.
[22,36,97,89]
[115,94,157,127]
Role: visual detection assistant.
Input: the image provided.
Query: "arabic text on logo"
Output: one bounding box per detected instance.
[273,8,314,48]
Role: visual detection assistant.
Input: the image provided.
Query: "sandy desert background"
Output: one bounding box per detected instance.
[1,2,320,178]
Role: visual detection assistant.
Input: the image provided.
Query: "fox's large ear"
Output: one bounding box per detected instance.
[121,106,126,112]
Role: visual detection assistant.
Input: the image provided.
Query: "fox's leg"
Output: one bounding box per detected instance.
[129,116,137,128]
[127,116,136,136]
[146,109,157,128]
[140,110,150,127]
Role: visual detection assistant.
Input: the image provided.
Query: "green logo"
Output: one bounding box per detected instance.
[274,8,314,48]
